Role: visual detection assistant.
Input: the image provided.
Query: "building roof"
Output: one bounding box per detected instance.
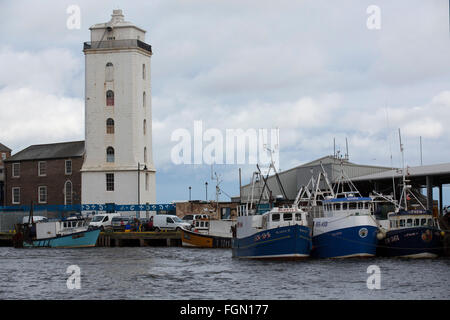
[5,141,85,162]
[89,9,146,32]
[352,162,450,182]
[0,143,11,152]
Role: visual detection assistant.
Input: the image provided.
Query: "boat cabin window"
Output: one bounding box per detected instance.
[406,219,413,227]
[295,213,302,221]
[342,203,348,210]
[358,203,363,210]
[283,213,292,221]
[349,203,357,210]
[272,214,280,222]
[205,221,209,228]
[421,218,427,226]
[414,219,420,226]
[399,219,405,227]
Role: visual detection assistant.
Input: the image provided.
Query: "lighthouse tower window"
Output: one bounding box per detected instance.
[106,147,115,162]
[106,118,115,134]
[106,62,114,82]
[106,90,114,106]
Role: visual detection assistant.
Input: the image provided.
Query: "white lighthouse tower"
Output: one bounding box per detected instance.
[81,10,156,214]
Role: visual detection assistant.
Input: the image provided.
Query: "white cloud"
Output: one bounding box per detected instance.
[0,87,84,151]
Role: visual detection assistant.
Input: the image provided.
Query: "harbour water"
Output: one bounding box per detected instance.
[0,247,449,300]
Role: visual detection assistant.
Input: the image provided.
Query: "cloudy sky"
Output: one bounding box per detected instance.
[1,0,450,204]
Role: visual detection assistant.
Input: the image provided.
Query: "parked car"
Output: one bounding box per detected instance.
[89,213,120,231]
[111,216,138,232]
[22,216,48,224]
[139,216,154,231]
[182,214,209,226]
[153,214,191,232]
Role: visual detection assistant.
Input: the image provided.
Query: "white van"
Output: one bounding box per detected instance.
[153,214,191,231]
[89,213,120,230]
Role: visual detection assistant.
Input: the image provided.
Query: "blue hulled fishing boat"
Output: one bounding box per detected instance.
[378,209,442,258]
[232,205,312,260]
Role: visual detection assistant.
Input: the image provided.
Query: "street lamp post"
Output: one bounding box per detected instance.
[137,162,147,218]
[205,182,208,201]
[189,186,192,201]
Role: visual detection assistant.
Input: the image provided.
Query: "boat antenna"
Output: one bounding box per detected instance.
[420,136,423,166]
[345,137,349,160]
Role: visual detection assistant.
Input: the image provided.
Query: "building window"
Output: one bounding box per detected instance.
[106,118,115,134]
[143,119,146,135]
[1,153,5,160]
[64,181,73,205]
[106,147,115,162]
[143,91,146,108]
[38,161,46,176]
[38,186,47,204]
[12,163,20,177]
[144,147,147,163]
[65,160,72,175]
[142,64,146,79]
[106,62,114,82]
[106,90,114,106]
[12,187,20,204]
[106,173,114,191]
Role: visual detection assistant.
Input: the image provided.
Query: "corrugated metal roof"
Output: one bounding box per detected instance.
[0,143,11,152]
[5,141,84,162]
[352,162,450,181]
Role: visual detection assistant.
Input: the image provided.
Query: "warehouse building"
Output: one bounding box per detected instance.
[240,155,393,202]
[240,154,450,216]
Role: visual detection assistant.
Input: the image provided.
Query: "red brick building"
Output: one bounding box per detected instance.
[4,141,84,206]
[0,143,12,206]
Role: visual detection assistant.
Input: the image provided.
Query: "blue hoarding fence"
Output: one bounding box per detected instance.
[0,203,176,212]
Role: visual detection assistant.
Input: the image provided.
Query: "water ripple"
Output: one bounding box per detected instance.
[0,247,449,299]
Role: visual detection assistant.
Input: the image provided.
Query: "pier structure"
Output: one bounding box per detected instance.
[0,230,182,247]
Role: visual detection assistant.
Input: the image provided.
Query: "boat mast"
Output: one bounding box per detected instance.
[398,128,407,211]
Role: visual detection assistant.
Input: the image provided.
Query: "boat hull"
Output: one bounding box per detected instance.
[23,228,101,248]
[232,225,312,259]
[377,227,442,258]
[181,229,231,248]
[312,224,378,259]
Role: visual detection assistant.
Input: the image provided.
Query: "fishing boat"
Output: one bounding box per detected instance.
[310,165,381,259]
[375,129,443,258]
[181,217,234,248]
[377,209,442,258]
[232,205,312,260]
[312,195,380,258]
[15,213,100,248]
[232,163,312,260]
